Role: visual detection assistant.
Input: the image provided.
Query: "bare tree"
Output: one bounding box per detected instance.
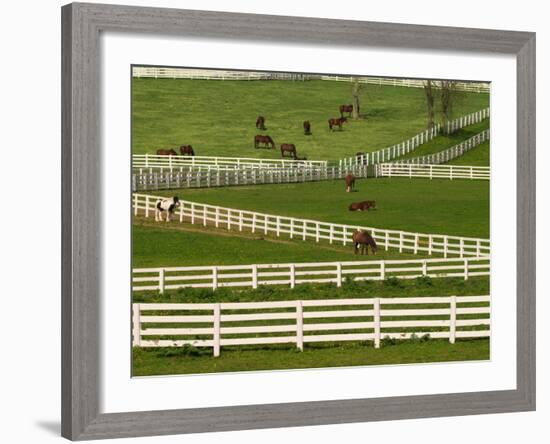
[423,80,435,129]
[352,77,361,120]
[440,80,460,133]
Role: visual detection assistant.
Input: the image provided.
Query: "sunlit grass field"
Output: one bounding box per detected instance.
[132,78,489,160]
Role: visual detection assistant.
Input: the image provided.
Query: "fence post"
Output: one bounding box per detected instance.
[212,267,218,290]
[315,223,320,242]
[464,258,469,280]
[290,264,296,289]
[302,220,307,241]
[296,301,304,351]
[329,225,334,244]
[385,231,389,251]
[252,264,258,289]
[476,240,481,257]
[132,303,141,346]
[449,296,457,344]
[374,298,381,349]
[414,234,419,254]
[239,211,243,232]
[145,195,150,218]
[336,262,343,287]
[422,259,428,277]
[399,232,404,253]
[459,238,464,258]
[276,216,281,237]
[215,207,220,228]
[380,261,386,280]
[443,236,449,258]
[428,235,433,255]
[158,269,165,294]
[213,304,221,357]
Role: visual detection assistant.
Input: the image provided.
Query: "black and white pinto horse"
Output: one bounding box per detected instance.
[155,196,180,222]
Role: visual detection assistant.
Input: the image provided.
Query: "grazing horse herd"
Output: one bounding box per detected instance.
[153,103,355,161]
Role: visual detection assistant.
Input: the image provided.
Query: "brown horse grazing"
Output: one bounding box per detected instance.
[256,116,266,130]
[352,230,377,255]
[340,104,353,117]
[179,145,195,156]
[345,174,356,192]
[254,135,275,149]
[156,148,177,156]
[328,116,347,131]
[349,201,376,211]
[280,143,297,159]
[303,120,311,135]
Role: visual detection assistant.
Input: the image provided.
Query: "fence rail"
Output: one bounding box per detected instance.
[376,164,490,180]
[132,295,491,356]
[339,108,490,168]
[133,257,490,293]
[132,67,490,92]
[132,164,369,191]
[132,194,490,258]
[133,154,327,171]
[392,129,490,166]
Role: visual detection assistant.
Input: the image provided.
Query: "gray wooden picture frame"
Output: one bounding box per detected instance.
[61,2,536,440]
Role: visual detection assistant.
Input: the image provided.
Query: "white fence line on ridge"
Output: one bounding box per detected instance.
[132,194,490,258]
[132,67,490,92]
[132,257,490,293]
[132,295,491,356]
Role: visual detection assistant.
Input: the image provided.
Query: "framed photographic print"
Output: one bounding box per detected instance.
[61,2,535,440]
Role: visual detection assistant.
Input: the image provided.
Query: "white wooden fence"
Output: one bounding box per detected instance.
[393,129,490,166]
[339,108,490,168]
[319,76,490,93]
[132,67,490,92]
[132,154,327,171]
[132,257,490,293]
[132,194,491,258]
[132,164,369,191]
[376,164,490,180]
[132,295,491,356]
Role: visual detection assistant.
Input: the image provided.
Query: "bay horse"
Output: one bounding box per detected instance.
[345,174,355,192]
[328,116,347,131]
[340,104,353,117]
[280,143,297,159]
[256,116,266,130]
[156,148,177,156]
[352,230,377,255]
[349,201,376,211]
[303,120,311,135]
[254,135,275,149]
[179,145,195,156]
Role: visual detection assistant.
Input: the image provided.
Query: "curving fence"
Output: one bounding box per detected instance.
[338,108,490,169]
[391,129,490,166]
[132,295,491,356]
[132,194,490,258]
[132,257,490,293]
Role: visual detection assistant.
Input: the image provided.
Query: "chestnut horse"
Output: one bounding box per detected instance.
[345,174,355,192]
[280,143,297,159]
[254,135,275,149]
[352,230,377,255]
[156,148,177,156]
[349,201,376,211]
[340,104,353,117]
[179,145,195,156]
[256,116,266,130]
[328,116,347,131]
[303,120,311,135]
